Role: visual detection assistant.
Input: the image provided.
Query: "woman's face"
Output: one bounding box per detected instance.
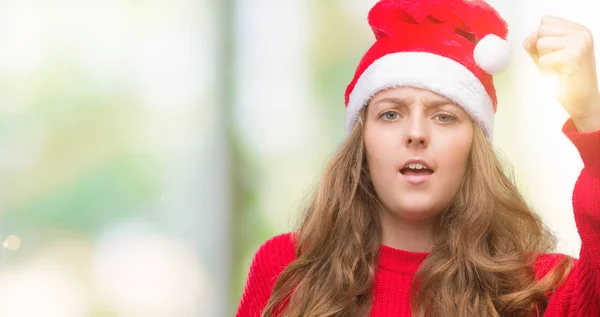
[364,87,474,221]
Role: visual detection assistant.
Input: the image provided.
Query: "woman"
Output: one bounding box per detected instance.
[236,0,600,316]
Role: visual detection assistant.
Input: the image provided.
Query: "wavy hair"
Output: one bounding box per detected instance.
[260,108,572,317]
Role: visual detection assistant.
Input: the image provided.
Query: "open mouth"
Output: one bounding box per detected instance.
[400,163,434,176]
[400,162,434,185]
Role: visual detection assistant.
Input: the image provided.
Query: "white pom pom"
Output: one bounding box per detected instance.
[473,34,511,74]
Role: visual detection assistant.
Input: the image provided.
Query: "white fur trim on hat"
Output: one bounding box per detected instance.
[345,52,495,139]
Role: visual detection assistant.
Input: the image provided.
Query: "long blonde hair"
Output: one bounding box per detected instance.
[261,108,572,317]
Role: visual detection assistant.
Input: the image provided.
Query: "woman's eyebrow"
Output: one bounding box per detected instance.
[373,97,454,108]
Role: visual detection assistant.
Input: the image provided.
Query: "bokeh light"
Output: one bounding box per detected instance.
[0,257,87,317]
[3,235,21,251]
[92,222,209,316]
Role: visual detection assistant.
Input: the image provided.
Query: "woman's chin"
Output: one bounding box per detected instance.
[386,198,447,222]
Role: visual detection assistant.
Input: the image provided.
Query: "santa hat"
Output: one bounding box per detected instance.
[344,0,510,139]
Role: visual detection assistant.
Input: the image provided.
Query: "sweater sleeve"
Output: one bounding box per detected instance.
[235,233,297,317]
[543,119,600,317]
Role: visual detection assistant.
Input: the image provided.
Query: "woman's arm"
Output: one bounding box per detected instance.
[524,15,600,316]
[543,119,600,316]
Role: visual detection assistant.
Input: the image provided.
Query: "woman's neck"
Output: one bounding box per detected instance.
[380,212,439,252]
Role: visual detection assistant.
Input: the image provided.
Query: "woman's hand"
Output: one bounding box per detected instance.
[524,15,600,132]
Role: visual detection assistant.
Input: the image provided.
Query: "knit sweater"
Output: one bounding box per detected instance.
[235,119,600,317]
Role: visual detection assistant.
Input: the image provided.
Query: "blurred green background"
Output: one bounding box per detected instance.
[0,0,593,316]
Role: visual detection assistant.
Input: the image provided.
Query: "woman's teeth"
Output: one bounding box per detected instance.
[408,163,426,170]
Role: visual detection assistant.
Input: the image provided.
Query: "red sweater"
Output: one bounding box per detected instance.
[236,119,600,317]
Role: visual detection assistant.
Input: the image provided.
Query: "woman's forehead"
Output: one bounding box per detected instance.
[370,87,456,108]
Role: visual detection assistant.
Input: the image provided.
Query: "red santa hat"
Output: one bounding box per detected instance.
[344,0,511,139]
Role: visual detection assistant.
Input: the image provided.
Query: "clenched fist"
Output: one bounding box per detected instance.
[524,15,600,132]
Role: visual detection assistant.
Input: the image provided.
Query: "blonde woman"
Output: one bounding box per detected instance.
[236,0,600,316]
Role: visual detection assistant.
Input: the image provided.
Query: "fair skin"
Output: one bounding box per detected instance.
[366,15,600,253]
[364,87,473,252]
[524,15,600,132]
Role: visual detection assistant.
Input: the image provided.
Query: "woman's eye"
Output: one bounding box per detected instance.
[381,111,399,120]
[436,113,457,123]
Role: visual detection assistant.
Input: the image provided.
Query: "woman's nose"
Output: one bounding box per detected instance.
[404,118,429,148]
